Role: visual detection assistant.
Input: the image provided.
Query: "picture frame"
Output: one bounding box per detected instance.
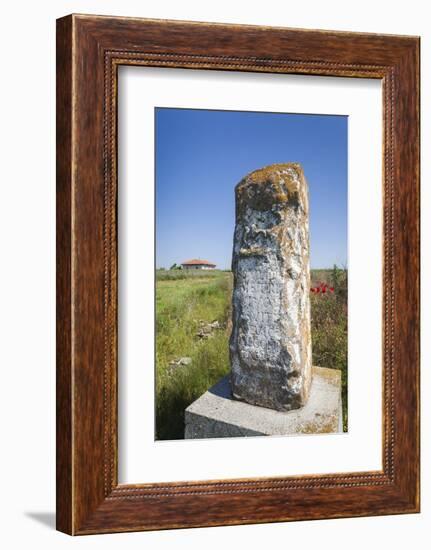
[56,14,420,535]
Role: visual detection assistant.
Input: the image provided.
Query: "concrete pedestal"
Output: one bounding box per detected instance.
[185,366,343,439]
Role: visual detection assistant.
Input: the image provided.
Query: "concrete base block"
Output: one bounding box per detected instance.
[185,366,343,439]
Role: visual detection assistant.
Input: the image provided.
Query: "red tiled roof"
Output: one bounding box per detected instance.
[181,259,216,266]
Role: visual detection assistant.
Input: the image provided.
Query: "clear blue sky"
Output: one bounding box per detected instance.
[155,108,347,270]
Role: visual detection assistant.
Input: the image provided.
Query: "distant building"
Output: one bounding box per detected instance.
[181,259,216,270]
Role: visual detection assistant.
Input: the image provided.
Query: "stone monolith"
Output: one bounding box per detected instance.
[229,163,312,411]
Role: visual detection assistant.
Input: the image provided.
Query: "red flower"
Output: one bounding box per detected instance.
[330,287,334,292]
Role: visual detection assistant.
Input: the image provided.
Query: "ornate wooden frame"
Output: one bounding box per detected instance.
[56,14,420,534]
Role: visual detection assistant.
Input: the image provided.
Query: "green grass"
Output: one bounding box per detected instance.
[156,268,228,282]
[155,266,348,439]
[156,271,232,440]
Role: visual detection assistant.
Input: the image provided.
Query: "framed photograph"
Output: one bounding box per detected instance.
[56,14,420,534]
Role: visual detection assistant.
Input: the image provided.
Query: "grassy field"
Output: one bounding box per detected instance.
[155,267,348,440]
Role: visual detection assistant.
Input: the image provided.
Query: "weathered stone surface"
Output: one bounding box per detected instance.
[185,367,342,438]
[230,163,312,411]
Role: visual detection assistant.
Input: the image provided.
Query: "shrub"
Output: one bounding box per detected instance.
[310,265,348,431]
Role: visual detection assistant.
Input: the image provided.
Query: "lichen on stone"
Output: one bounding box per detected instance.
[230,163,312,412]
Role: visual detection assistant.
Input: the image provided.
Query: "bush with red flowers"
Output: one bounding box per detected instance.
[309,265,348,431]
[310,281,335,294]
